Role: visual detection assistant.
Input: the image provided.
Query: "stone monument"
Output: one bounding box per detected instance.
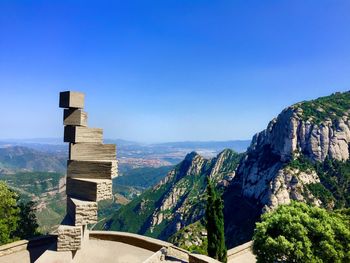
[57,91,117,251]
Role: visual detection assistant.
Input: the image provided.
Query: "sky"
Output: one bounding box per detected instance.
[0,1,350,143]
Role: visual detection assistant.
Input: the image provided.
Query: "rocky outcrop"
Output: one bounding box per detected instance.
[108,149,243,242]
[264,167,321,210]
[235,93,350,210]
[149,153,207,233]
[149,150,243,234]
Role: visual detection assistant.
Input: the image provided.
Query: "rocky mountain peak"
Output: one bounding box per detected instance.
[234,91,350,210]
[184,151,200,161]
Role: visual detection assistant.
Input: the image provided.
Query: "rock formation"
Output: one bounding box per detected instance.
[57,91,118,251]
[107,149,243,242]
[235,91,350,210]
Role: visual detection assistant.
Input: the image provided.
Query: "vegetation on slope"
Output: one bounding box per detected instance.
[0,146,66,173]
[253,201,350,263]
[285,155,350,209]
[107,178,174,234]
[0,172,66,233]
[0,172,63,198]
[1,173,65,223]
[106,149,244,243]
[169,220,207,254]
[0,166,171,233]
[0,181,39,245]
[295,91,350,124]
[114,165,173,189]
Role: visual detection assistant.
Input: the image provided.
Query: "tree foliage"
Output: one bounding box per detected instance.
[14,201,39,239]
[0,181,20,245]
[206,178,227,262]
[253,201,350,263]
[0,181,39,245]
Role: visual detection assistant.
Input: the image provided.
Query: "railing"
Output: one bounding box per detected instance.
[0,235,56,257]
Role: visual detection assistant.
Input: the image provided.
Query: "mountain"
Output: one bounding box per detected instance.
[103,91,350,250]
[233,91,350,211]
[115,166,173,189]
[221,91,350,246]
[0,146,66,174]
[105,149,244,241]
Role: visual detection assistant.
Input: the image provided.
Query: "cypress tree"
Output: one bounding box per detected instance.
[206,178,227,262]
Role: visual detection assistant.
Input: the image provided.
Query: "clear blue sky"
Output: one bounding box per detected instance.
[0,1,350,142]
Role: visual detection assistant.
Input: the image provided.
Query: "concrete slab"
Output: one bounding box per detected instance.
[0,249,30,263]
[67,178,112,202]
[74,239,154,263]
[228,250,256,263]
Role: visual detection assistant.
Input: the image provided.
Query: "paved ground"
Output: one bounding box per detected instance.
[74,239,154,263]
[0,239,156,263]
[0,237,256,263]
[0,249,31,263]
[228,250,256,263]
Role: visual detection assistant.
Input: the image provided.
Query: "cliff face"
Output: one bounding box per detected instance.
[235,92,350,210]
[107,149,243,240]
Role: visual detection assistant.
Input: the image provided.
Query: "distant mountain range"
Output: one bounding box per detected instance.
[0,139,251,168]
[0,146,66,174]
[0,138,250,152]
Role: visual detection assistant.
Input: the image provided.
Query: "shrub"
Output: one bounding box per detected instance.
[0,181,39,245]
[253,201,350,263]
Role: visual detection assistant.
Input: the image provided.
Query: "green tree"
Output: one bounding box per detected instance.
[0,181,39,245]
[253,201,350,263]
[206,178,227,262]
[14,201,39,239]
[0,181,20,245]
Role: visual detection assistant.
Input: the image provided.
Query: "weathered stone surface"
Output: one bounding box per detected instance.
[67,160,117,179]
[59,91,85,109]
[67,197,97,226]
[69,143,116,161]
[63,109,87,127]
[66,178,112,201]
[57,224,82,251]
[64,126,103,143]
[235,103,350,210]
[265,168,320,211]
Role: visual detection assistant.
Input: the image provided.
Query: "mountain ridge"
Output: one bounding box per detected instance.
[235,91,350,211]
[105,149,244,241]
[105,91,350,250]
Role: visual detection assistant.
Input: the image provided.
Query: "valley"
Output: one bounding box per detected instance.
[0,139,247,234]
[1,91,350,254]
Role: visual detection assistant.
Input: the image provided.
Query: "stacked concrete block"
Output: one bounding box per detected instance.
[67,198,98,226]
[57,225,82,251]
[66,178,112,202]
[57,91,117,251]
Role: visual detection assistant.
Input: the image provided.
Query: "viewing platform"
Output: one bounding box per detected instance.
[0,231,255,263]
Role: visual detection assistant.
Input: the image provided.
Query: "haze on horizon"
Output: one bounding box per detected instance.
[1,1,350,143]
